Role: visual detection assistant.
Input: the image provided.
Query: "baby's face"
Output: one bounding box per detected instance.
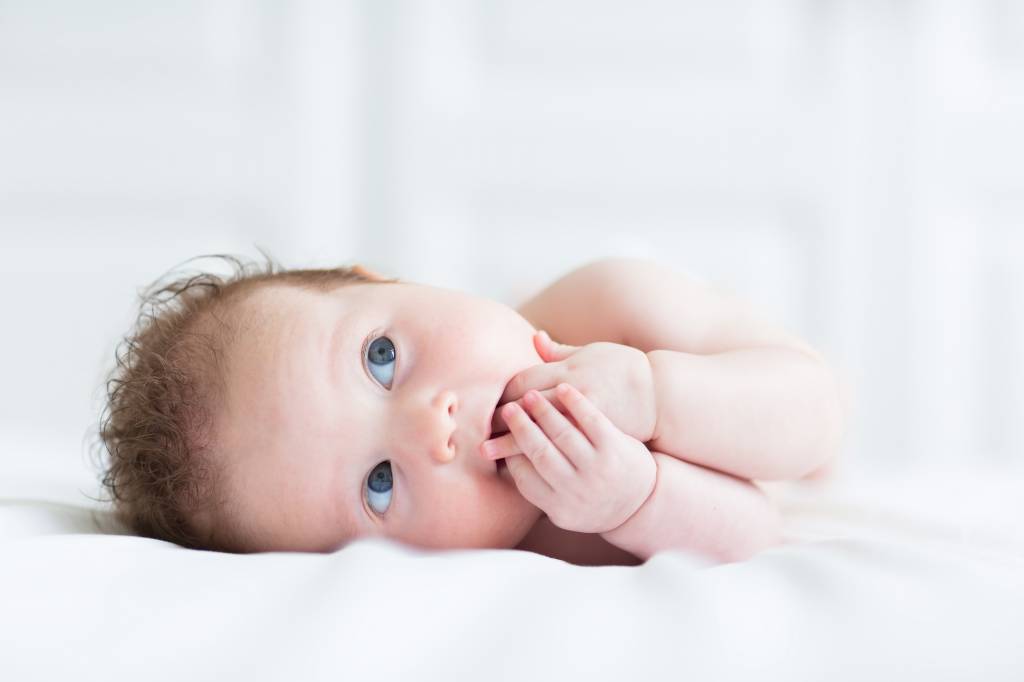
[215,281,544,552]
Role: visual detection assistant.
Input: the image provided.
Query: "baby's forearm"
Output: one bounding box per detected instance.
[601,451,781,562]
[646,347,843,481]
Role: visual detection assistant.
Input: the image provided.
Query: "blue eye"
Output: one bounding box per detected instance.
[366,461,393,514]
[366,336,396,389]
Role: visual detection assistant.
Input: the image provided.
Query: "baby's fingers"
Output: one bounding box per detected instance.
[502,402,575,488]
[500,363,567,405]
[491,387,566,435]
[503,454,555,512]
[479,432,520,460]
[521,390,592,469]
[556,383,613,448]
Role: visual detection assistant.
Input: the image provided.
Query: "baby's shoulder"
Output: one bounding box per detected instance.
[515,257,809,357]
[514,258,652,347]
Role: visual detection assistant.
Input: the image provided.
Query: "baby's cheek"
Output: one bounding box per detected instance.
[452,491,519,548]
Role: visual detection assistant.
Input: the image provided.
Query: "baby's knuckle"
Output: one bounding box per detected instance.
[578,456,600,476]
[587,467,610,490]
[580,410,602,430]
[581,417,602,438]
[529,443,556,469]
[548,423,575,448]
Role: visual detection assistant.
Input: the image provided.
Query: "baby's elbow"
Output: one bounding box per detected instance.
[717,492,783,563]
[790,360,845,481]
[817,361,847,464]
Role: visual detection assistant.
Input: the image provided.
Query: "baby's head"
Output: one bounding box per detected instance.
[99,256,543,553]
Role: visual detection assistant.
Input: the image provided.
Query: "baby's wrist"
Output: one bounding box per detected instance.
[600,452,658,543]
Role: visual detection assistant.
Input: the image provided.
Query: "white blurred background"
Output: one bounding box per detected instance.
[1,1,1022,497]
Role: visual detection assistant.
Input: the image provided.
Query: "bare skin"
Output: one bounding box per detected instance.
[503,258,843,564]
[214,281,544,553]
[213,258,843,564]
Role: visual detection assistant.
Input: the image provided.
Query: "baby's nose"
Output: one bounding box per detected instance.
[428,389,458,464]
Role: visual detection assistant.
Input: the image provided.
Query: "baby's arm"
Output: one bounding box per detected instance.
[601,450,781,562]
[646,346,843,481]
[517,257,844,482]
[495,380,778,562]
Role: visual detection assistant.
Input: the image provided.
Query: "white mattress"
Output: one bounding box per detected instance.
[2,436,1023,681]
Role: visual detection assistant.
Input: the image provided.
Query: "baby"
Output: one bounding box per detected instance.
[98,255,844,566]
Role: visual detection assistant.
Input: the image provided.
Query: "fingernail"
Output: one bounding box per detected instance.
[522,391,536,407]
[480,441,495,458]
[503,403,519,419]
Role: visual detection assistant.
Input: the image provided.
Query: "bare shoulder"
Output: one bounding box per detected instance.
[514,258,635,346]
[516,257,817,356]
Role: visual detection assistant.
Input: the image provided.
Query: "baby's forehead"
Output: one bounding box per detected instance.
[225,284,329,335]
[221,282,367,362]
[242,280,382,314]
[227,279,429,350]
[198,286,310,380]
[239,282,319,314]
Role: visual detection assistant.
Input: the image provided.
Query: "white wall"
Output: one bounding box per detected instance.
[1,0,1021,490]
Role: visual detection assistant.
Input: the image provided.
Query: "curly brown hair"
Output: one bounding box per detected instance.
[96,254,399,552]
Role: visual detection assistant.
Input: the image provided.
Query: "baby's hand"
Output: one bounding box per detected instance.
[481,383,656,534]
[492,331,657,444]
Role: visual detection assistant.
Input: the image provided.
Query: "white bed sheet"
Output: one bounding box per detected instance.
[2,442,1023,682]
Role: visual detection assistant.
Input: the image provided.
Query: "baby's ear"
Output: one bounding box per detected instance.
[352,264,388,282]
